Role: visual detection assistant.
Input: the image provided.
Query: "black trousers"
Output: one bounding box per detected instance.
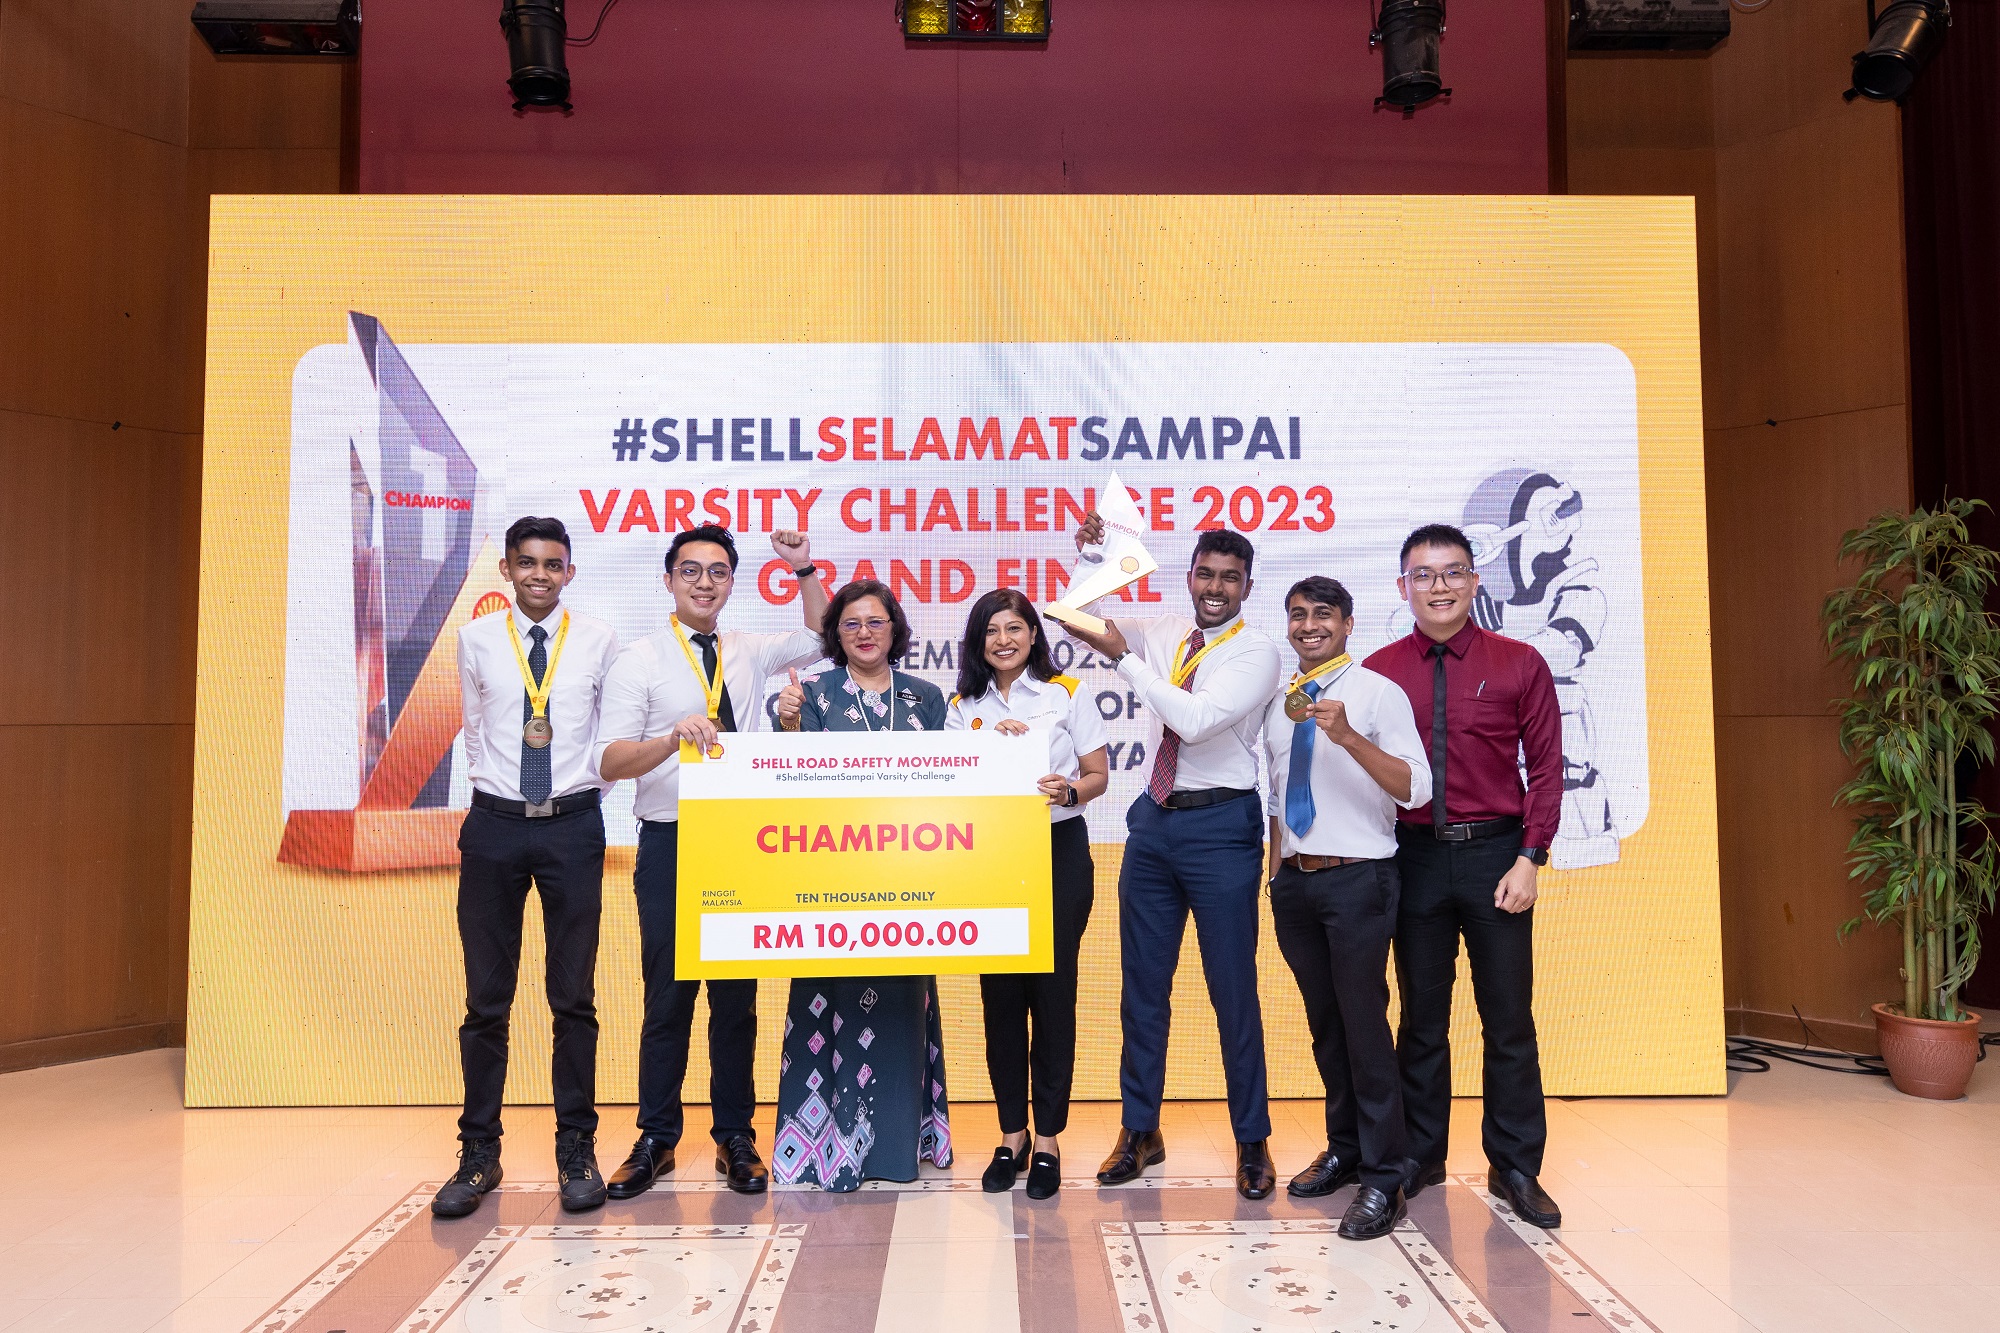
[634,820,759,1146]
[455,802,605,1142]
[981,816,1095,1137]
[1392,825,1547,1176]
[1270,857,1411,1192]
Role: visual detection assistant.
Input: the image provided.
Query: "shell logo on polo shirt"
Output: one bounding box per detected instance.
[472,592,511,619]
[971,717,983,729]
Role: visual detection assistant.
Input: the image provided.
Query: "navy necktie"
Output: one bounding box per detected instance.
[1429,641,1449,830]
[520,624,552,804]
[1283,679,1323,840]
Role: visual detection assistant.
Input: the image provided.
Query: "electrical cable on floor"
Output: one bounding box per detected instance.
[1726,1005,2000,1076]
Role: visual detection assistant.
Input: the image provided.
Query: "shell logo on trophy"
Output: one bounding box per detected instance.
[1042,470,1158,636]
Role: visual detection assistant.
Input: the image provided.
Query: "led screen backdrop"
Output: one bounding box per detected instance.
[187,195,1723,1107]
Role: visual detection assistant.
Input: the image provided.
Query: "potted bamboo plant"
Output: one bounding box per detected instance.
[1824,499,2000,1099]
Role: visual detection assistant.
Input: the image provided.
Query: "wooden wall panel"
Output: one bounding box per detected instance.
[0,0,341,1070]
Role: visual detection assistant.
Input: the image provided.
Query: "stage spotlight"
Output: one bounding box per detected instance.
[500,0,571,111]
[1373,0,1450,110]
[1849,0,1950,103]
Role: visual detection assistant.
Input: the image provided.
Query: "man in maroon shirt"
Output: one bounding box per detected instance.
[1364,522,1564,1229]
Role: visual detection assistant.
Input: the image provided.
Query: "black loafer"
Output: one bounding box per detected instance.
[1236,1139,1277,1200]
[555,1130,607,1212]
[606,1135,674,1200]
[1025,1152,1062,1201]
[1404,1159,1447,1199]
[716,1134,770,1194]
[1491,1168,1561,1229]
[982,1146,1026,1192]
[1338,1185,1407,1240]
[1096,1128,1166,1185]
[430,1138,502,1218]
[1288,1149,1360,1198]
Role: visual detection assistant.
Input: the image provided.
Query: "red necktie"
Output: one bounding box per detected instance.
[1146,627,1204,805]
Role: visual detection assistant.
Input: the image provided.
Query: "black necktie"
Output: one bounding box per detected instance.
[1429,641,1449,831]
[691,631,738,732]
[521,624,552,804]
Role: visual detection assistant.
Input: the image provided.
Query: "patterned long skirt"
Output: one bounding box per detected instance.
[770,975,953,1192]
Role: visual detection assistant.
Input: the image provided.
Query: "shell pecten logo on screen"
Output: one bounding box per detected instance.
[472,592,511,619]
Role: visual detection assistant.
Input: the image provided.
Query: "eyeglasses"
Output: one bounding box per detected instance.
[838,617,892,636]
[1405,566,1474,590]
[674,562,734,584]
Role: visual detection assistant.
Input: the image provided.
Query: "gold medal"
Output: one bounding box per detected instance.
[1284,689,1313,722]
[523,716,554,749]
[1283,652,1354,723]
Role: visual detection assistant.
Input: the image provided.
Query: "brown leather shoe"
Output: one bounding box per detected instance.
[1095,1127,1166,1185]
[1236,1139,1277,1200]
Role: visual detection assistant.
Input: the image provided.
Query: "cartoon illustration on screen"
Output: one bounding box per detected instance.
[1462,469,1622,869]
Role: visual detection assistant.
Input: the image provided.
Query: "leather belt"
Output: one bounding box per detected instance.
[472,788,602,820]
[1283,853,1375,872]
[1412,815,1520,843]
[1158,787,1257,810]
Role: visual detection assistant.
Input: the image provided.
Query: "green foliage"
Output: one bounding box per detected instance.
[1825,499,2000,1022]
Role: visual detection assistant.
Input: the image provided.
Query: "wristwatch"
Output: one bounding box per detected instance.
[1063,782,1079,808]
[1522,845,1549,867]
[792,563,817,578]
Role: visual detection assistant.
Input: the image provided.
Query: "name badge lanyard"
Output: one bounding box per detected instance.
[507,611,571,749]
[1168,618,1248,689]
[670,614,727,760]
[1283,653,1353,721]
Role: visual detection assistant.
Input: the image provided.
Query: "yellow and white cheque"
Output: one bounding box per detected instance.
[675,729,1055,979]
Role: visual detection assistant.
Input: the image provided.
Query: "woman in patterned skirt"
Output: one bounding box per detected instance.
[768,580,952,1191]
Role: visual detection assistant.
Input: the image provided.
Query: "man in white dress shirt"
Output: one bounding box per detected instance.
[595,524,829,1197]
[1060,520,1286,1200]
[434,516,622,1220]
[1263,576,1431,1240]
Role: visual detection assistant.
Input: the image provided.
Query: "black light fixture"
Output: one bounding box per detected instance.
[900,0,1049,41]
[501,0,571,110]
[1373,0,1449,111]
[1848,0,1951,103]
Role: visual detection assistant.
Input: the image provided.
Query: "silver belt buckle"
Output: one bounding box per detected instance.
[524,799,555,818]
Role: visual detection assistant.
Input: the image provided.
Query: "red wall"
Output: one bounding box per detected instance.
[359,0,1550,194]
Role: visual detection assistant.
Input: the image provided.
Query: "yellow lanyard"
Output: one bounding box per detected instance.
[1169,619,1248,689]
[1287,653,1352,695]
[669,615,727,720]
[506,611,570,720]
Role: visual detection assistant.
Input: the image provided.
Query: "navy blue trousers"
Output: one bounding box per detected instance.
[1117,792,1272,1143]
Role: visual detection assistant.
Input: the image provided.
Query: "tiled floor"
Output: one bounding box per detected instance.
[0,1049,1995,1331]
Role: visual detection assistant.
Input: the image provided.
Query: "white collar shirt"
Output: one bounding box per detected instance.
[594,623,823,822]
[458,602,621,803]
[1114,610,1283,795]
[1263,661,1432,860]
[945,671,1110,823]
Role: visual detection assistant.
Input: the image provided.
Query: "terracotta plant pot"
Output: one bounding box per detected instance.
[1872,1002,1982,1100]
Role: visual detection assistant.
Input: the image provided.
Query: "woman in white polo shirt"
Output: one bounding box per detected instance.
[946,589,1109,1201]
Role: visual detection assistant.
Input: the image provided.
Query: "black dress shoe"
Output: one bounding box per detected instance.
[982,1146,1026,1192]
[1288,1149,1360,1198]
[430,1138,502,1218]
[1236,1139,1277,1200]
[555,1130,607,1212]
[716,1134,770,1194]
[1338,1186,1407,1240]
[1491,1168,1561,1229]
[606,1135,675,1200]
[1096,1128,1166,1185]
[1404,1159,1447,1199]
[1025,1152,1062,1201]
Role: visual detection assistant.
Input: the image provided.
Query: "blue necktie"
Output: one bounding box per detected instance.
[520,624,551,804]
[1283,679,1323,841]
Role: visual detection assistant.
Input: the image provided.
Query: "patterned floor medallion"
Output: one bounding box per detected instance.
[1103,1219,1501,1333]
[399,1223,804,1333]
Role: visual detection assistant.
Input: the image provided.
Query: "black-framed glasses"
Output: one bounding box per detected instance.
[1406,566,1474,590]
[674,562,734,584]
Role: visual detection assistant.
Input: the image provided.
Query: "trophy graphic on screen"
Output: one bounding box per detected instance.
[279,313,508,873]
[1043,470,1158,636]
